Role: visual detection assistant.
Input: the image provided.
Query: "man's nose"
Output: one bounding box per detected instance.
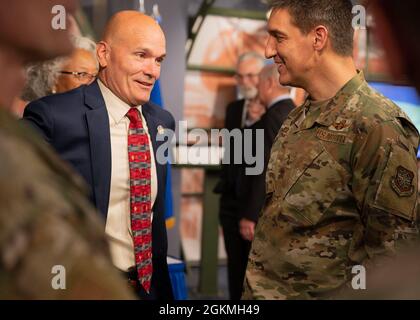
[143,59,160,79]
[243,77,253,88]
[265,36,277,59]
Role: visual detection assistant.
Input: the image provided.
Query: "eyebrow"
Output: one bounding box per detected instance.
[135,47,166,59]
[268,29,287,38]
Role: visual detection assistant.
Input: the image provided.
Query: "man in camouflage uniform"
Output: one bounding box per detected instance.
[243,0,419,299]
[0,0,134,299]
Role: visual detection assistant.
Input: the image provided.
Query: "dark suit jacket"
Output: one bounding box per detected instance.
[214,99,245,217]
[224,99,245,131]
[23,80,175,300]
[240,98,295,222]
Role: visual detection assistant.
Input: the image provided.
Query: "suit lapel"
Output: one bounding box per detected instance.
[84,81,112,218]
[142,103,165,210]
[82,83,166,218]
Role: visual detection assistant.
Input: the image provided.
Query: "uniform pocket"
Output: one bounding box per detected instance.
[282,147,347,227]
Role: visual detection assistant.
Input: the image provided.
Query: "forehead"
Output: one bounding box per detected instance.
[121,25,166,54]
[65,49,97,68]
[70,48,95,60]
[268,8,297,34]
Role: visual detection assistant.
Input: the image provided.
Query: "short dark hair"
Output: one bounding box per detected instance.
[268,0,354,56]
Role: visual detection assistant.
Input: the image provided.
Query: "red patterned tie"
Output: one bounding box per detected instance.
[127,107,153,293]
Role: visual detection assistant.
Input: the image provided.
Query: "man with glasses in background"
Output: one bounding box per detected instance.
[214,52,265,300]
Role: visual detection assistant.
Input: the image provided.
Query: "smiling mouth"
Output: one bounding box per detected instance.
[275,58,286,74]
[135,80,154,88]
[275,57,285,66]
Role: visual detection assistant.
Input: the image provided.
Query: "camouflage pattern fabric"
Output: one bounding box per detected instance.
[243,71,420,300]
[0,108,135,299]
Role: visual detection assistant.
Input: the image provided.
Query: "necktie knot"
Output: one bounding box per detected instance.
[127,107,141,124]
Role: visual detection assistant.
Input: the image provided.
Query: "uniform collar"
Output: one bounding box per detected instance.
[293,70,366,131]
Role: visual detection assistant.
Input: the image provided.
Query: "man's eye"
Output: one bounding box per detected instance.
[136,52,146,58]
[156,58,164,64]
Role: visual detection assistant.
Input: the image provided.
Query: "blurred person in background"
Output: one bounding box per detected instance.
[239,64,295,244]
[245,97,266,126]
[0,0,134,299]
[10,36,98,118]
[256,64,295,145]
[214,52,266,300]
[52,35,98,93]
[368,0,420,94]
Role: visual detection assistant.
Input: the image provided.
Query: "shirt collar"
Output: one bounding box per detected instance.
[267,94,292,109]
[98,79,142,124]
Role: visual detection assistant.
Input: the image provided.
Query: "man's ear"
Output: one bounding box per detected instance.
[312,25,328,52]
[96,41,110,68]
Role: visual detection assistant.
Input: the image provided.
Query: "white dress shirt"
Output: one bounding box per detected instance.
[241,99,250,128]
[98,80,158,271]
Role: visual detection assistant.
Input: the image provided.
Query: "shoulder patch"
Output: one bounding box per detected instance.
[391,165,415,197]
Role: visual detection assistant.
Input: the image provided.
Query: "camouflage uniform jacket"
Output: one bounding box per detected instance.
[243,71,420,299]
[0,108,134,299]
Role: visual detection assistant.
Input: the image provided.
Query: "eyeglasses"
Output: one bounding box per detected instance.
[234,73,259,80]
[59,71,97,82]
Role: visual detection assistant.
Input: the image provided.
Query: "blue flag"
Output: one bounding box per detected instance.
[150,80,175,229]
[149,10,175,229]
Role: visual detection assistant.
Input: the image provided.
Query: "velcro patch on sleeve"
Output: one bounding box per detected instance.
[391,165,415,197]
[316,128,346,144]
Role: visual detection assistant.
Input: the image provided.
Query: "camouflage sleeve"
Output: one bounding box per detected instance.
[350,119,419,263]
[0,133,135,299]
[1,210,136,299]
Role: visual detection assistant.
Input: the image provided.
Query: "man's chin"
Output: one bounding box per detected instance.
[278,75,295,87]
[242,89,258,100]
[133,95,151,107]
